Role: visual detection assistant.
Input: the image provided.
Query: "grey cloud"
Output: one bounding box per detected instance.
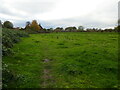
[0,0,118,29]
[0,6,11,15]
[9,1,55,14]
[0,5,27,18]
[0,0,56,19]
[44,14,117,29]
[14,20,26,28]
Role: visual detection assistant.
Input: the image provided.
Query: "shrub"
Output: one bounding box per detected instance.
[2,28,29,88]
[3,21,13,29]
[2,62,24,88]
[2,28,29,56]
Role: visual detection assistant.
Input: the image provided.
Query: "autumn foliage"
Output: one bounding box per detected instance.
[30,20,40,31]
[25,20,43,32]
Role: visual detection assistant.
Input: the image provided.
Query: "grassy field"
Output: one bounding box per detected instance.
[3,32,118,88]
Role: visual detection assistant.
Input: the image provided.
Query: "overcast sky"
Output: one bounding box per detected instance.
[0,0,119,29]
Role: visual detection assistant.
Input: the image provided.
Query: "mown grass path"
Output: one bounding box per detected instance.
[40,41,55,88]
[41,59,54,87]
[3,32,118,88]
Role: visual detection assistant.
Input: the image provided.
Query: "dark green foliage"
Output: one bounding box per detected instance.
[3,21,13,29]
[114,26,120,32]
[65,27,77,32]
[54,27,63,32]
[78,26,84,32]
[2,28,29,88]
[2,62,24,88]
[2,28,29,56]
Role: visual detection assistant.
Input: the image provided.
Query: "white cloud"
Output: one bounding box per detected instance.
[0,0,119,28]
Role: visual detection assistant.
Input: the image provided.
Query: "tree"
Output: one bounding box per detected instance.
[25,21,31,30]
[47,28,53,32]
[54,27,63,32]
[65,27,77,32]
[104,28,113,32]
[115,19,120,32]
[26,21,30,26]
[30,20,40,31]
[78,26,84,32]
[50,28,53,31]
[3,21,13,29]
[114,26,120,32]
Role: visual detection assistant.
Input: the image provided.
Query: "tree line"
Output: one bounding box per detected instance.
[0,20,120,33]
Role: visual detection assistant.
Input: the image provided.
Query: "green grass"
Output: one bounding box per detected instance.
[3,32,118,88]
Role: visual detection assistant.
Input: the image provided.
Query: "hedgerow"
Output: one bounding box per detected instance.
[2,28,29,56]
[2,28,29,88]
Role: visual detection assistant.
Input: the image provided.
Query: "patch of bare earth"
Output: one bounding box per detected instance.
[41,59,54,88]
